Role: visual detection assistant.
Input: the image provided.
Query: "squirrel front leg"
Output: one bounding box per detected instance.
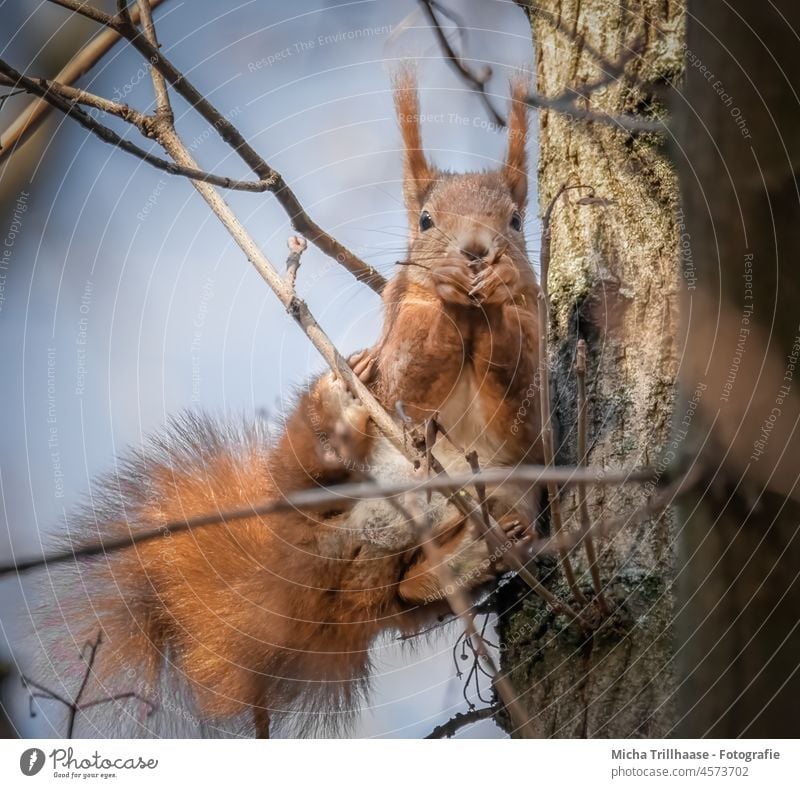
[472,298,539,398]
[470,289,543,459]
[370,278,470,421]
[398,512,527,604]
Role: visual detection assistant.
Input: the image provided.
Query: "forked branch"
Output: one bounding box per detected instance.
[2,0,385,291]
[420,0,662,134]
[21,632,156,738]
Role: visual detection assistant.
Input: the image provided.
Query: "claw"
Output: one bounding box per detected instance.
[469,268,494,300]
[348,350,377,384]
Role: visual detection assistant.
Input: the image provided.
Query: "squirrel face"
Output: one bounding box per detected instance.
[393,69,531,305]
[407,172,528,303]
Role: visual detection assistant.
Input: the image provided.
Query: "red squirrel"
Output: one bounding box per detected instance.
[40,72,542,738]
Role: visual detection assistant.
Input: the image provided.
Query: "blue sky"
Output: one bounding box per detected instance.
[0,0,539,737]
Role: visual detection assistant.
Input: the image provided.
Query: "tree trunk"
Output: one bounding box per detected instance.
[673,0,800,737]
[498,0,685,737]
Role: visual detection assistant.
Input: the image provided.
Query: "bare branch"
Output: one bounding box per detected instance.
[389,496,534,737]
[465,450,493,532]
[522,25,662,133]
[523,88,663,134]
[528,464,704,560]
[129,0,172,122]
[0,463,654,578]
[425,704,499,738]
[417,0,506,128]
[537,293,587,608]
[420,0,662,134]
[0,60,273,192]
[538,185,589,610]
[422,450,589,626]
[43,0,385,292]
[0,1,383,288]
[285,235,307,291]
[529,6,633,77]
[4,78,146,124]
[0,88,26,111]
[576,338,609,614]
[22,631,157,738]
[395,615,453,642]
[48,0,116,26]
[0,0,170,157]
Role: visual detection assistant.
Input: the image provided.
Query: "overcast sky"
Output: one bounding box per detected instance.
[0,0,539,738]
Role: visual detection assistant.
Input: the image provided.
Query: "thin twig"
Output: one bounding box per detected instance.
[420,0,662,134]
[465,450,493,530]
[390,496,534,738]
[417,0,506,127]
[128,0,172,123]
[48,0,115,25]
[285,236,307,291]
[413,426,520,720]
[423,452,589,626]
[21,631,157,738]
[0,89,26,112]
[530,7,638,78]
[0,0,171,156]
[538,291,588,608]
[576,338,609,614]
[523,87,663,134]
[0,464,654,578]
[538,186,589,610]
[395,615,453,642]
[43,0,385,291]
[421,418,583,623]
[6,78,146,124]
[0,60,272,192]
[524,23,659,132]
[574,34,646,99]
[528,465,703,560]
[425,704,499,738]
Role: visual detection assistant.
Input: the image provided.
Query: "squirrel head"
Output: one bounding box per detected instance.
[393,69,531,290]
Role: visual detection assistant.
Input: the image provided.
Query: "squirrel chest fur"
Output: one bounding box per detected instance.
[40,71,543,738]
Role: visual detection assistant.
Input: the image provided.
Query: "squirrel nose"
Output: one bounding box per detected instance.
[460,241,490,263]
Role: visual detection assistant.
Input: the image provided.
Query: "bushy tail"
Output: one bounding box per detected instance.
[32,413,282,736]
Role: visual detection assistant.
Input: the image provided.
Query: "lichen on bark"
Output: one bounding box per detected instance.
[498,0,685,737]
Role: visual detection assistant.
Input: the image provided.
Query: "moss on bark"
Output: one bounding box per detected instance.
[498,0,684,738]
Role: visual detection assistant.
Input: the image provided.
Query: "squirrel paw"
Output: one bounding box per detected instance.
[348,348,377,385]
[315,373,372,467]
[468,257,520,305]
[491,512,534,571]
[431,262,473,306]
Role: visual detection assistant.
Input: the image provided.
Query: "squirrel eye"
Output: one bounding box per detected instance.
[419,210,434,232]
[510,210,523,232]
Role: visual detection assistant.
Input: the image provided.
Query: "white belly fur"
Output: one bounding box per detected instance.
[341,369,536,545]
[436,372,535,522]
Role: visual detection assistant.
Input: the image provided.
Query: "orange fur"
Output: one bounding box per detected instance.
[393,66,435,222]
[39,74,542,738]
[504,77,530,208]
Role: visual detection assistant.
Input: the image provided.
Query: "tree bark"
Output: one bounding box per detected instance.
[499,0,685,737]
[673,0,800,737]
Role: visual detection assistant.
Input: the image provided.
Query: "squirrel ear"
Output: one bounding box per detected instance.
[393,67,434,216]
[504,77,529,208]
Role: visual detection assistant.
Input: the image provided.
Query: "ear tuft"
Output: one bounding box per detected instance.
[393,66,434,218]
[504,76,529,208]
